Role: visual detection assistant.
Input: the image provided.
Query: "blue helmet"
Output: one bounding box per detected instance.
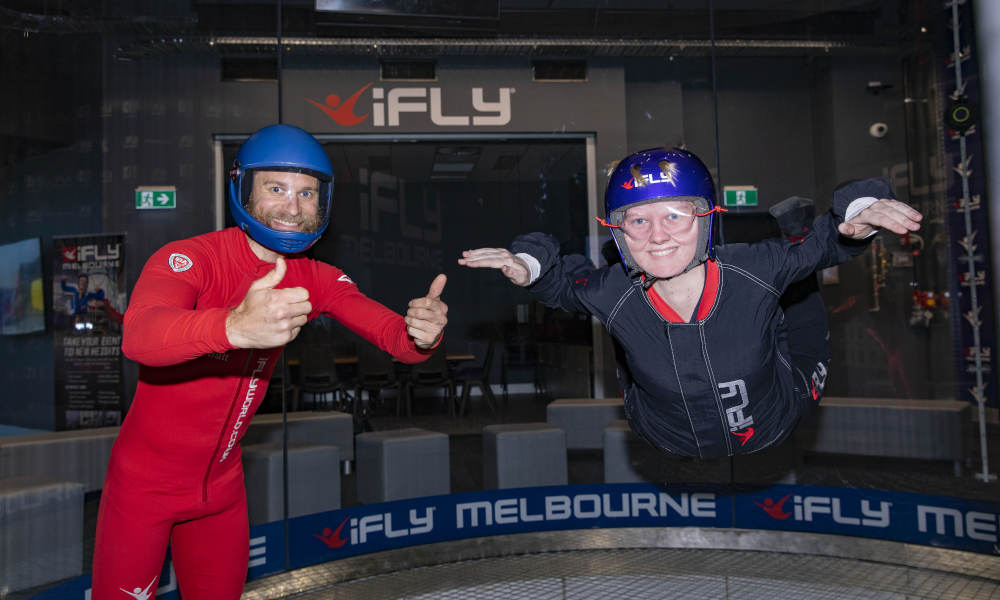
[229,124,334,253]
[603,147,718,278]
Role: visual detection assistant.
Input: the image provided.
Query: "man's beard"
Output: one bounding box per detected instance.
[249,203,322,234]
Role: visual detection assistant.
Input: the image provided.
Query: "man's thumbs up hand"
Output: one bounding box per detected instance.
[406,274,448,349]
[426,273,446,299]
[248,254,288,291]
[226,257,313,349]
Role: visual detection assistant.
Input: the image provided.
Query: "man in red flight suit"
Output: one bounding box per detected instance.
[91,124,449,599]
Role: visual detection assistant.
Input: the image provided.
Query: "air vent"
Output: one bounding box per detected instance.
[532,60,587,82]
[221,57,277,82]
[381,60,436,81]
[432,145,480,180]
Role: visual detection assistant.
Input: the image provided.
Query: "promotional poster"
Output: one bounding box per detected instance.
[52,233,127,429]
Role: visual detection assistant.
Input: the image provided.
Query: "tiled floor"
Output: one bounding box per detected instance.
[253,547,1000,600]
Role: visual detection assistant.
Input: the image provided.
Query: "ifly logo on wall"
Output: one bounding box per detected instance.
[61,243,121,263]
[306,82,515,128]
[30,483,1000,599]
[289,484,728,567]
[736,484,1000,555]
[313,508,436,548]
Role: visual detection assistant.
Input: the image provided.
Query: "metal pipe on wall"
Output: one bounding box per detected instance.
[974,0,1000,389]
[955,0,994,482]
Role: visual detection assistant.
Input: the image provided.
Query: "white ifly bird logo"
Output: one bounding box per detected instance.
[120,576,157,600]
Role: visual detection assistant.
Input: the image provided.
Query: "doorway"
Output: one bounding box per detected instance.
[214,133,602,397]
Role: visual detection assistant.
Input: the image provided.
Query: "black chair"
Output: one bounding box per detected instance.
[298,343,348,411]
[355,343,403,420]
[404,347,457,417]
[455,339,498,416]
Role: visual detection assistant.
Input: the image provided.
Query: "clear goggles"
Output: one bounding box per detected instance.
[597,203,726,241]
[243,168,330,218]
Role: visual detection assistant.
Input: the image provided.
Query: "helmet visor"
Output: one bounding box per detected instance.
[243,167,331,235]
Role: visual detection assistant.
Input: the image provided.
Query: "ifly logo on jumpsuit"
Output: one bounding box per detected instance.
[719,379,755,445]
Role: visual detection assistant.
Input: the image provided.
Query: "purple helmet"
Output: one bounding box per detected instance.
[603,147,717,277]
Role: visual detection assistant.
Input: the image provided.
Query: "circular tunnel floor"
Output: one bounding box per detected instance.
[243,531,1000,600]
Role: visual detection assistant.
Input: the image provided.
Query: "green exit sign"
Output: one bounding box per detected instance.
[723,186,758,207]
[135,186,176,210]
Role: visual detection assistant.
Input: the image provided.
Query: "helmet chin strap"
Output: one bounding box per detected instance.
[604,215,712,289]
[638,255,708,289]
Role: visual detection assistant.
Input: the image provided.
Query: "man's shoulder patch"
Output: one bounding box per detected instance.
[168,252,194,273]
[337,273,354,284]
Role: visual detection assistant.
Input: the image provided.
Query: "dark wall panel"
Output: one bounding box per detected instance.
[0,35,955,428]
[0,33,104,429]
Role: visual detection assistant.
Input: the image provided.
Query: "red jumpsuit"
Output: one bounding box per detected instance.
[92,227,429,599]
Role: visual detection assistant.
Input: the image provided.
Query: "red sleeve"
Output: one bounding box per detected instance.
[122,242,234,367]
[302,261,432,364]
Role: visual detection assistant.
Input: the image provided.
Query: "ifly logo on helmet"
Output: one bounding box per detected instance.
[620,161,679,189]
[307,82,514,127]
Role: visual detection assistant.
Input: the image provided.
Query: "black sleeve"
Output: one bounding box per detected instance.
[830,176,895,218]
[510,232,599,316]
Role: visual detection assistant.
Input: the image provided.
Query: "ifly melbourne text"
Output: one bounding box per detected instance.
[348,491,715,544]
[339,491,1000,548]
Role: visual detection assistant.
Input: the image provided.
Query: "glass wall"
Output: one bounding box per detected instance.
[1,1,996,597]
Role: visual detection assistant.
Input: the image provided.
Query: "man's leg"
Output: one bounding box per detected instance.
[92,474,174,599]
[169,491,250,600]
